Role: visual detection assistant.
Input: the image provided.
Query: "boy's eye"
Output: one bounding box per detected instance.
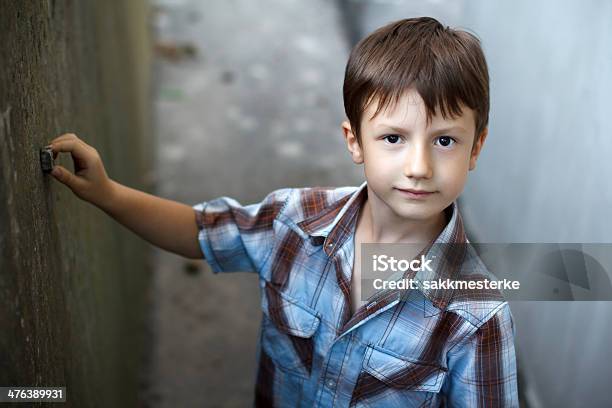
[435,136,456,147]
[383,134,401,144]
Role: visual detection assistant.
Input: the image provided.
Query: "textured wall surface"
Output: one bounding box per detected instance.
[0,1,151,406]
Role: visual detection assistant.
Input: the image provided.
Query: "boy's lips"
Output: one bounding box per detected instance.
[394,187,436,199]
[394,187,435,193]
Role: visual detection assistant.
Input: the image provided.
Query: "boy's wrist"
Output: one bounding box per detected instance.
[96,179,120,215]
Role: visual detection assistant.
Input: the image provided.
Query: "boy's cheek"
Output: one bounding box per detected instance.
[440,172,469,200]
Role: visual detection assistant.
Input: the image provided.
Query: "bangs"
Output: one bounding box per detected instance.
[343,18,489,143]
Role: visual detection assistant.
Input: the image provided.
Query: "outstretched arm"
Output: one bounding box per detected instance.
[48,133,203,259]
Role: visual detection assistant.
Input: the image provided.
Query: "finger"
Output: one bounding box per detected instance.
[51,139,92,160]
[49,133,79,146]
[48,134,79,159]
[50,165,87,192]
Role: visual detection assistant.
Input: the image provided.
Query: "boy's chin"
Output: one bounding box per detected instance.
[388,199,447,221]
[393,203,443,221]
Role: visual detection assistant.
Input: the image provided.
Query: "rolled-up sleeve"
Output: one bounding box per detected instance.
[442,302,519,407]
[192,188,293,274]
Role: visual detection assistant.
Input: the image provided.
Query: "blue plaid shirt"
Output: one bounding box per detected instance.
[193,181,519,407]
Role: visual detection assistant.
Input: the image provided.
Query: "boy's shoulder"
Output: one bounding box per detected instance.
[440,245,512,330]
[271,184,362,227]
[413,253,513,344]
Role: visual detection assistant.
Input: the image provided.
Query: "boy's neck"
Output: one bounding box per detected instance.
[358,187,448,244]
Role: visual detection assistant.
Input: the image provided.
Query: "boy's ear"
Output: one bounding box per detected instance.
[469,127,488,170]
[341,120,364,164]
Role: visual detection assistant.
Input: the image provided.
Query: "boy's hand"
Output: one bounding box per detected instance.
[48,133,115,209]
[46,133,203,259]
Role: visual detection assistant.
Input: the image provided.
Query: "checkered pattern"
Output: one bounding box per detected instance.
[193,181,518,407]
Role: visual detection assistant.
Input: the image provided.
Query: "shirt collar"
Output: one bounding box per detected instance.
[410,198,468,311]
[297,181,368,257]
[297,181,468,310]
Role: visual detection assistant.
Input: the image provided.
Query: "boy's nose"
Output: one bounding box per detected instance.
[403,145,433,179]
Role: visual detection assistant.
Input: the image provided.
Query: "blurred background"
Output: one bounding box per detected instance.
[1,0,611,407]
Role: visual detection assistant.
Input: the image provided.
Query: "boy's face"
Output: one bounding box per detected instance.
[342,88,487,223]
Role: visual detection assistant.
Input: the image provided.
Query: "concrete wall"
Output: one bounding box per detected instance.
[0,1,152,407]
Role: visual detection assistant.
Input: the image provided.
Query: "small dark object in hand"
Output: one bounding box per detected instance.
[40,146,54,173]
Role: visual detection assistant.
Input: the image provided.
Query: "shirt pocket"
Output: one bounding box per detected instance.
[260,280,321,379]
[351,345,448,406]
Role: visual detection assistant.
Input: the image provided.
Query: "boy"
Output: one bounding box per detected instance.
[48,17,518,407]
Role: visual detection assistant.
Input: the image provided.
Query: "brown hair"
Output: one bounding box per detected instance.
[343,17,489,147]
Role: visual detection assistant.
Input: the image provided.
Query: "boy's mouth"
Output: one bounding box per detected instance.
[393,187,435,199]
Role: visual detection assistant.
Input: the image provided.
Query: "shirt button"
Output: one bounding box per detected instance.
[326,379,336,388]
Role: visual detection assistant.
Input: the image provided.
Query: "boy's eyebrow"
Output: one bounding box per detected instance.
[377,124,467,134]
